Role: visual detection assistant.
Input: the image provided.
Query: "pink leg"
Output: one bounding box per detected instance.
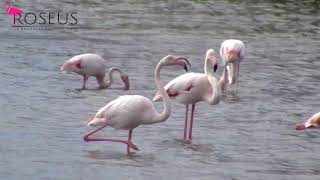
[83,124,139,152]
[188,104,196,140]
[127,129,133,154]
[184,105,189,139]
[224,66,227,94]
[82,76,89,89]
[234,63,240,95]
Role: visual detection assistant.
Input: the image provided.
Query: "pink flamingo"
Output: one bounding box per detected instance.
[4,2,23,24]
[220,39,245,95]
[61,53,130,90]
[153,49,224,140]
[83,55,190,153]
[296,112,320,130]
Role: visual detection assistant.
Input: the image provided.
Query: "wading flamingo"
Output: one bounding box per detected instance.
[153,49,224,140]
[61,53,129,90]
[220,39,245,95]
[83,55,190,153]
[296,112,320,130]
[4,2,23,24]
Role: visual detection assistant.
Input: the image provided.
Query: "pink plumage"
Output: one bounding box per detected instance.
[83,55,190,154]
[61,53,130,90]
[153,49,224,140]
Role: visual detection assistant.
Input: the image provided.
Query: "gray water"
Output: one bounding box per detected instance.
[1,0,320,179]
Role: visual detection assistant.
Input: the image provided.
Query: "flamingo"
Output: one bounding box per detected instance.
[153,49,224,140]
[220,39,245,95]
[83,55,190,153]
[296,112,320,130]
[4,2,23,25]
[61,53,130,90]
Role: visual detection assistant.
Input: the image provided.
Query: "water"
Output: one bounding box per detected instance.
[0,0,319,179]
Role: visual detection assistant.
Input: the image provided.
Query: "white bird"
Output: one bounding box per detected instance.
[61,53,130,90]
[83,55,190,153]
[153,49,224,140]
[220,39,245,95]
[296,112,320,130]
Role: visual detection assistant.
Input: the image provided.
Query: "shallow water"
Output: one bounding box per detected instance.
[0,0,320,179]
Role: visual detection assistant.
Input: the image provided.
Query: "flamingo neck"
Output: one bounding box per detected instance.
[5,4,10,13]
[204,54,210,75]
[148,63,171,124]
[204,53,223,102]
[99,67,122,88]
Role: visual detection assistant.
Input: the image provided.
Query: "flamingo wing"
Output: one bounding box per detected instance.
[88,95,155,129]
[153,73,200,101]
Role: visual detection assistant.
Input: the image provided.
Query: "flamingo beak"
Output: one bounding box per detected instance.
[295,123,306,131]
[121,76,130,90]
[175,57,191,72]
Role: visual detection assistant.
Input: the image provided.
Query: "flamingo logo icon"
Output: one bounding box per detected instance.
[4,2,23,24]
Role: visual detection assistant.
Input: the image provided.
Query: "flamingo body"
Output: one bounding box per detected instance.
[154,73,213,105]
[61,53,129,89]
[88,95,157,130]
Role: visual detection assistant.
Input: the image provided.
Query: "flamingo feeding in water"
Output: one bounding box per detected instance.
[153,49,224,140]
[83,55,190,153]
[296,112,320,130]
[61,53,130,90]
[4,2,23,24]
[220,39,245,95]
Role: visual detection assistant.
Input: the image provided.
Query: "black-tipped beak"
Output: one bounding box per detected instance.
[213,63,218,72]
[177,57,191,66]
[184,65,188,72]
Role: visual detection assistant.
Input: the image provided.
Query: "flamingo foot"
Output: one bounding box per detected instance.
[127,142,139,151]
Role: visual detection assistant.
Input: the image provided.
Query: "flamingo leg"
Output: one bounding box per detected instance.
[234,62,240,95]
[83,124,139,152]
[127,129,133,154]
[188,104,196,140]
[82,76,89,89]
[183,105,189,139]
[224,65,227,94]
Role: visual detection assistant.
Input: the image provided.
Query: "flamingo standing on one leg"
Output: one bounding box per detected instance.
[4,2,23,25]
[61,53,130,90]
[83,55,190,153]
[153,49,225,140]
[220,39,245,95]
[296,112,320,130]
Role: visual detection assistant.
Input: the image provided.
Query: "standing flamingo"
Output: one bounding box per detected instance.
[153,49,224,140]
[4,2,23,25]
[83,55,190,153]
[220,39,245,95]
[296,112,320,130]
[61,53,130,90]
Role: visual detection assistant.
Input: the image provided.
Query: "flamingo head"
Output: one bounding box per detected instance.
[120,73,130,90]
[61,60,81,74]
[4,2,10,8]
[226,50,241,64]
[296,113,320,131]
[206,49,218,72]
[161,55,191,72]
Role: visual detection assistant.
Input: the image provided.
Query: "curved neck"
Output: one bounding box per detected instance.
[99,67,122,88]
[204,55,210,75]
[204,54,224,101]
[5,4,10,12]
[149,63,171,124]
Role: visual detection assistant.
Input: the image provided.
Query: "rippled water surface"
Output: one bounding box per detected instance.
[1,0,320,179]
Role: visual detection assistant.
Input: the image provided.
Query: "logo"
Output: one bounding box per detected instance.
[4,1,79,31]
